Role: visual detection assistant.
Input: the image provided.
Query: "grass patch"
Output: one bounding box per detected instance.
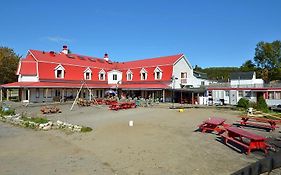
[1,109,16,116]
[22,117,49,124]
[81,126,93,132]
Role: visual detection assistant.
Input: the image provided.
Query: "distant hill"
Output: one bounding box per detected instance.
[194,66,240,81]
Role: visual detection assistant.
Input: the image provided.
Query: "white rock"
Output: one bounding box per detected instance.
[43,125,51,130]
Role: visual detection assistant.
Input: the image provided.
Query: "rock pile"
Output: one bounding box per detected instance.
[0,114,89,132]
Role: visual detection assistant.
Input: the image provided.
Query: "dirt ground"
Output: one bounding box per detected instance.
[0,102,280,175]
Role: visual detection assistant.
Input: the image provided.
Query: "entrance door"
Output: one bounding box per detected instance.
[23,89,29,101]
[230,90,237,105]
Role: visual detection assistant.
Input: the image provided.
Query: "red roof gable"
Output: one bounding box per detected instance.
[118,54,183,69]
[18,61,37,75]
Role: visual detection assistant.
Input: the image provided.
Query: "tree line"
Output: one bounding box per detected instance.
[194,40,281,83]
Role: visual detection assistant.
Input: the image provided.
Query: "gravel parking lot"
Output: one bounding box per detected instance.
[0,102,280,175]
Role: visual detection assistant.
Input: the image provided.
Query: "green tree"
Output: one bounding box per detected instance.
[254,40,281,82]
[0,47,21,84]
[256,96,269,113]
[240,60,256,72]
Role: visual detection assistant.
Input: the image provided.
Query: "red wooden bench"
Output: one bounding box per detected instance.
[198,117,230,134]
[238,116,280,131]
[220,126,268,155]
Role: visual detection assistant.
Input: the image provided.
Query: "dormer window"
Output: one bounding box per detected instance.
[140,68,147,80]
[54,64,65,79]
[99,69,106,81]
[154,67,162,80]
[84,67,92,80]
[126,69,133,81]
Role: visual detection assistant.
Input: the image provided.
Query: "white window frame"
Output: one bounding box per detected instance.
[154,67,162,80]
[84,67,92,80]
[140,68,147,80]
[99,69,106,81]
[126,69,133,81]
[54,64,65,79]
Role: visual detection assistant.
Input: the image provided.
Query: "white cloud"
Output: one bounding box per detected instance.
[45,36,72,43]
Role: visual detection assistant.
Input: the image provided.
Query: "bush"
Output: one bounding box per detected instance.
[237,98,249,109]
[22,117,49,124]
[256,96,269,113]
[1,108,16,116]
[81,126,93,132]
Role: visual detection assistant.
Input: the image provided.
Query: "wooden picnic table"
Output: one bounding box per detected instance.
[238,116,281,131]
[198,117,229,134]
[221,126,268,155]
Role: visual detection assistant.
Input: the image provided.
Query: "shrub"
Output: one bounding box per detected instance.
[81,126,93,132]
[1,108,16,116]
[256,96,269,113]
[22,117,49,124]
[237,98,249,109]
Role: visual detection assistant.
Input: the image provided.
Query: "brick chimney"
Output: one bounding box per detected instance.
[104,53,109,61]
[61,45,68,54]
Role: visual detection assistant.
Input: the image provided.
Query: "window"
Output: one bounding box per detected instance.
[269,92,274,99]
[245,91,251,98]
[181,72,187,78]
[181,72,187,83]
[57,70,62,78]
[54,64,65,79]
[84,67,92,80]
[36,88,40,98]
[127,69,133,81]
[238,91,243,97]
[225,91,230,97]
[276,92,281,99]
[141,72,147,80]
[140,68,147,80]
[99,69,106,80]
[154,67,162,80]
[127,73,132,81]
[85,72,90,80]
[113,74,117,80]
[201,81,205,86]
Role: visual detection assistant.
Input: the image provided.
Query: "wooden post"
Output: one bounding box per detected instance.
[89,89,92,101]
[0,88,2,102]
[45,88,48,99]
[28,89,30,102]
[162,89,165,102]
[7,89,10,101]
[191,92,194,104]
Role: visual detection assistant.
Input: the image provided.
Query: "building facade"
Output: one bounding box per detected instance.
[207,72,281,106]
[1,46,208,103]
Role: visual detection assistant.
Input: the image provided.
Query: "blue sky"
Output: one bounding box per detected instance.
[0,0,280,68]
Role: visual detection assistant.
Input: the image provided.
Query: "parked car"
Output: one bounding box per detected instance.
[270,104,281,112]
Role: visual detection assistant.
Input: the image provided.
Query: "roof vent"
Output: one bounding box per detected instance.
[49,51,56,56]
[78,55,85,60]
[66,54,75,59]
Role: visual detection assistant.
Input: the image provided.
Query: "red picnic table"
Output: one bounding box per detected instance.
[109,101,136,111]
[238,116,280,131]
[221,126,269,155]
[198,117,229,134]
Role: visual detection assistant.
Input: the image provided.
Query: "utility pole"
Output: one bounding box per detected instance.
[171,76,178,108]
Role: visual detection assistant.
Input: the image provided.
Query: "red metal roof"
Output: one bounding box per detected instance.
[18,61,37,75]
[119,83,169,89]
[118,54,184,69]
